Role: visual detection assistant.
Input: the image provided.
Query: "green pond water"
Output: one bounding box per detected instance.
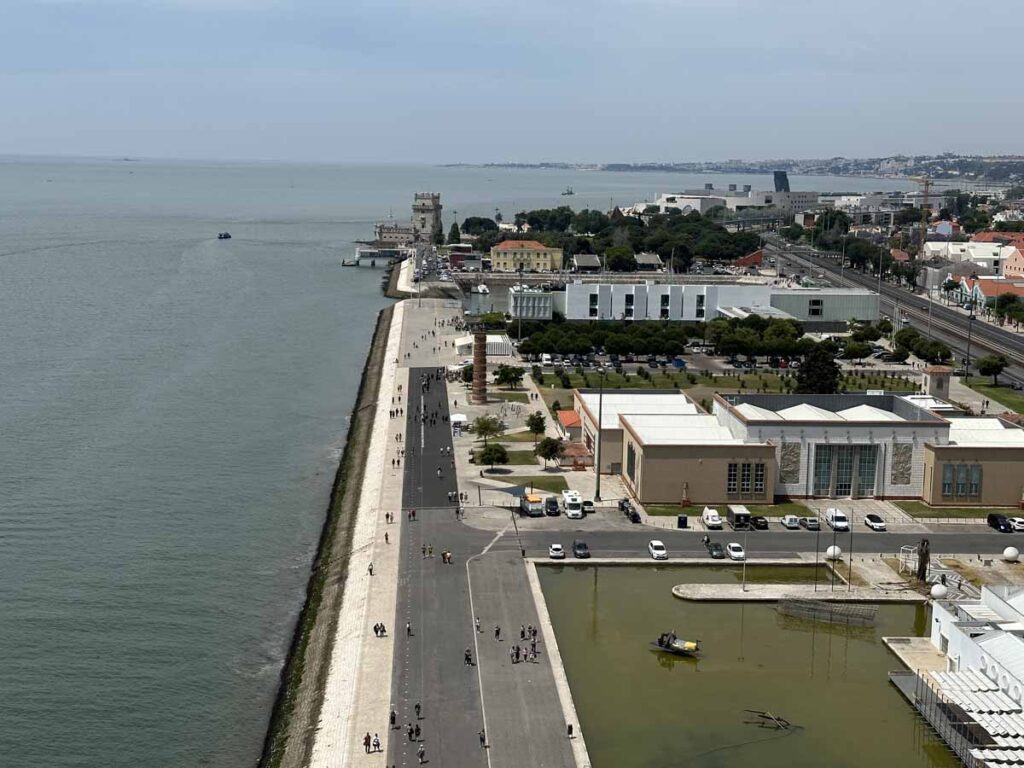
[538,565,959,768]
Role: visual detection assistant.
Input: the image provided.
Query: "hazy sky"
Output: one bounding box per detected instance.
[2,0,1018,163]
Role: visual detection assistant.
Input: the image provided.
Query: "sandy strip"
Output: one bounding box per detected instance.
[308,300,406,767]
[526,561,593,768]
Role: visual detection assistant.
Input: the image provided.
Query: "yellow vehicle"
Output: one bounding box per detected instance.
[519,493,544,518]
[651,631,700,657]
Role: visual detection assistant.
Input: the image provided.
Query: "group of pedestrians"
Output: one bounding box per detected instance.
[508,623,541,664]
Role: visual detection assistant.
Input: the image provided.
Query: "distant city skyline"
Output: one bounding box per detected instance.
[3,0,1019,163]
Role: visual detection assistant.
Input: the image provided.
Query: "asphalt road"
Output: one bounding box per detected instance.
[505,525,1016,559]
[389,366,492,768]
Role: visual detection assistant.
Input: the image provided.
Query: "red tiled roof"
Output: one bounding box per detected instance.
[890,248,910,262]
[972,232,1024,248]
[964,277,1024,297]
[493,240,551,251]
[735,249,763,267]
[557,410,581,428]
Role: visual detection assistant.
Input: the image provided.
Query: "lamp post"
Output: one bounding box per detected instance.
[594,371,605,501]
[965,306,976,378]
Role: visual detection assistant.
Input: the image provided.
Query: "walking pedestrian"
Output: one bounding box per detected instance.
[372,734,381,752]
[407,724,414,741]
[390,708,397,729]
[494,625,501,641]
[475,617,481,632]
[428,545,433,558]
[422,544,426,558]
[417,744,425,764]
[385,532,389,544]
[363,732,372,753]
[414,724,421,741]
[520,625,526,640]
[367,562,373,576]
[479,729,487,748]
[415,701,422,719]
[465,647,473,665]
[406,621,412,637]
[568,724,574,739]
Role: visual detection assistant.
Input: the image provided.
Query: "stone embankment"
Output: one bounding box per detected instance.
[258,305,394,768]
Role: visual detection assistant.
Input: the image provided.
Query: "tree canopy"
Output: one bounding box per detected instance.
[472,415,505,444]
[535,437,565,467]
[795,344,841,394]
[525,411,547,445]
[479,443,508,468]
[977,355,1008,386]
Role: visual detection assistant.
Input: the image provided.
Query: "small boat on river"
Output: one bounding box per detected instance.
[650,631,700,657]
[217,232,232,240]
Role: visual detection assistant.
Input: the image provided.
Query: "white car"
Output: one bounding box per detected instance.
[864,513,887,531]
[726,543,746,561]
[648,540,668,560]
[548,544,565,560]
[1010,518,1024,532]
[780,514,801,530]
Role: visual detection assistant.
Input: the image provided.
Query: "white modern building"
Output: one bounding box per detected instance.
[924,242,1021,276]
[650,187,818,215]
[509,285,554,320]
[560,281,878,326]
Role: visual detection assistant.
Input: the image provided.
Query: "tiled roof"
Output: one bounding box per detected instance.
[493,240,552,251]
[973,232,1024,249]
[557,410,581,428]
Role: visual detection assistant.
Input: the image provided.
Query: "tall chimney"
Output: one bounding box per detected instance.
[472,332,488,404]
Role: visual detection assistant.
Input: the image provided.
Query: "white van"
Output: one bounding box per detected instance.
[520,493,544,517]
[541,353,553,366]
[825,507,849,531]
[701,506,723,530]
[563,490,584,519]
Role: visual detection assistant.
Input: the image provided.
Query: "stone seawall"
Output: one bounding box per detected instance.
[258,305,394,768]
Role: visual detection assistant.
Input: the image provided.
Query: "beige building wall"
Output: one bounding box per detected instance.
[620,428,776,505]
[923,445,1024,507]
[489,245,562,272]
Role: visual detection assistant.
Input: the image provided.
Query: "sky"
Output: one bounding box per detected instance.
[1,0,1019,164]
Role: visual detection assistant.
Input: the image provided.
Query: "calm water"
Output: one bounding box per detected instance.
[0,157,914,767]
[538,566,958,768]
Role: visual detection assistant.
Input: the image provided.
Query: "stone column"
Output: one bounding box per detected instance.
[472,332,488,404]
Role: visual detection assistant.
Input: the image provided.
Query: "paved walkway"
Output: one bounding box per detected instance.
[672,582,925,602]
[949,376,1012,415]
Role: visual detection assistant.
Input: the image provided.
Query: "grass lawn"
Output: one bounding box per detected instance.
[499,431,543,443]
[490,391,529,403]
[475,449,537,466]
[493,474,569,493]
[895,500,1014,519]
[643,501,810,517]
[965,378,1024,414]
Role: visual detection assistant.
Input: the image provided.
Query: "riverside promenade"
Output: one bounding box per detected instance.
[305,298,582,768]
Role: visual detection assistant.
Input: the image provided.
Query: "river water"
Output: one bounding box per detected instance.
[0,157,913,767]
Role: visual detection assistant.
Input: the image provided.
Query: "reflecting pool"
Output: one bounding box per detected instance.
[537,565,957,768]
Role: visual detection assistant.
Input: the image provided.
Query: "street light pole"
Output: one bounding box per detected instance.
[966,308,976,378]
[594,372,605,501]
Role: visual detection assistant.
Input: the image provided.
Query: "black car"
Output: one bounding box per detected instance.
[627,509,641,524]
[989,513,1014,533]
[705,540,725,559]
[751,516,769,530]
[545,497,560,517]
[572,539,591,559]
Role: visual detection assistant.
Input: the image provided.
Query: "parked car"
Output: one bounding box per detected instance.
[726,543,746,561]
[780,514,801,530]
[572,539,591,558]
[989,514,1014,533]
[825,507,850,531]
[799,517,820,531]
[548,543,565,559]
[627,509,641,524]
[582,500,595,515]
[705,540,725,559]
[864,513,887,531]
[648,540,668,560]
[1010,517,1024,532]
[751,515,769,530]
[545,497,560,516]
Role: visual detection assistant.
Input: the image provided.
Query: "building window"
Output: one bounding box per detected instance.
[943,463,982,498]
[813,445,832,496]
[589,293,599,306]
[970,465,982,496]
[808,298,824,317]
[696,294,705,319]
[589,306,598,318]
[660,295,670,306]
[624,307,634,319]
[942,464,954,496]
[660,307,670,319]
[626,442,637,483]
[956,464,967,496]
[754,463,765,494]
[625,294,634,306]
[740,463,752,493]
[727,463,738,494]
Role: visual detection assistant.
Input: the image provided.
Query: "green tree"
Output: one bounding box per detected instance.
[460,364,473,384]
[495,365,525,389]
[843,341,872,361]
[977,355,1008,386]
[479,443,509,469]
[448,222,461,244]
[525,410,547,446]
[603,245,636,272]
[535,437,565,467]
[472,415,504,444]
[780,223,804,242]
[461,217,498,235]
[795,344,841,394]
[432,228,445,246]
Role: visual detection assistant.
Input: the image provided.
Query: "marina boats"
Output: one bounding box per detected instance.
[217,232,232,239]
[562,186,575,196]
[650,631,700,657]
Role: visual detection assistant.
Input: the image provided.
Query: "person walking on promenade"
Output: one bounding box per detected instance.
[520,625,526,641]
[422,544,426,558]
[407,723,414,741]
[464,647,473,666]
[363,732,371,753]
[415,701,422,719]
[367,562,373,576]
[428,544,433,558]
[479,729,487,748]
[385,532,389,544]
[475,617,481,633]
[416,743,425,764]
[372,734,381,752]
[509,645,516,664]
[494,625,501,641]
[390,708,397,729]
[414,724,421,741]
[406,621,412,637]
